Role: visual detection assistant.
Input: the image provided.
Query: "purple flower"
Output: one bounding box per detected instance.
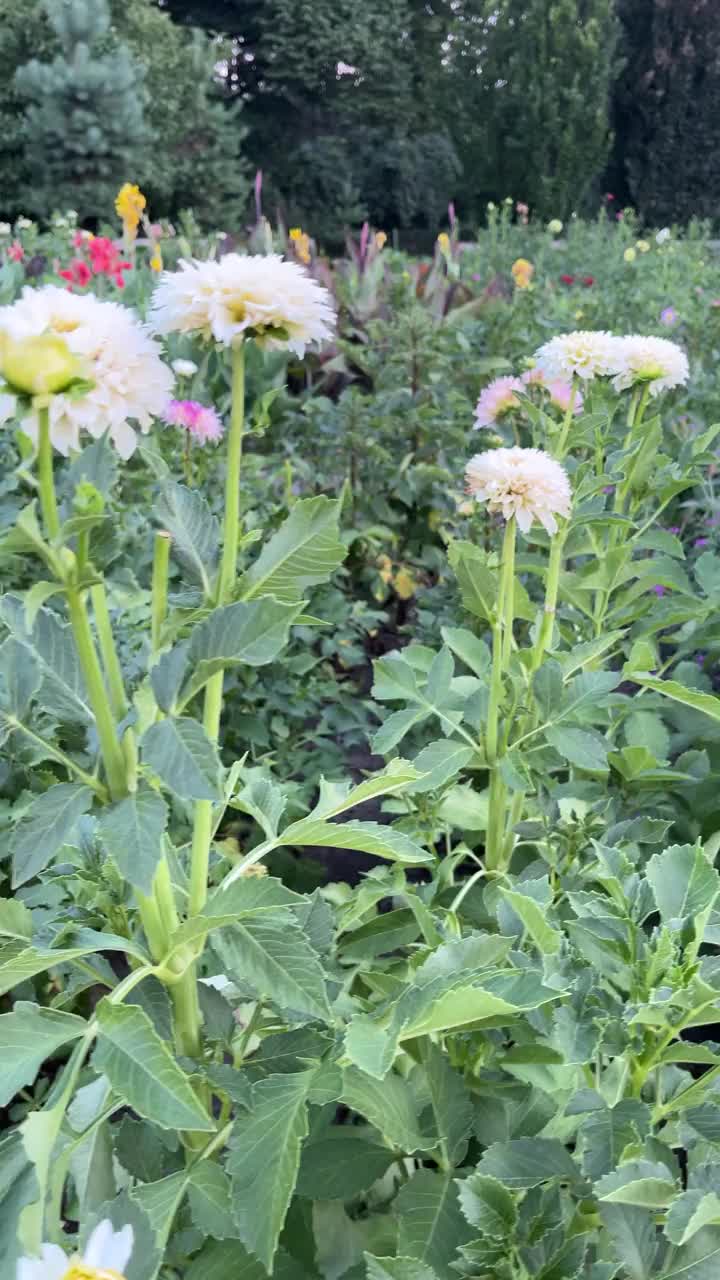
[694,537,710,548]
[653,584,667,596]
[660,306,678,327]
[603,485,615,495]
[472,273,481,282]
[667,526,681,535]
[696,652,707,667]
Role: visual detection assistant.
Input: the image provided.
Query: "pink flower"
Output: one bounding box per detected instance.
[474,375,524,427]
[88,236,132,287]
[521,367,545,386]
[164,399,224,444]
[7,241,24,262]
[547,380,584,414]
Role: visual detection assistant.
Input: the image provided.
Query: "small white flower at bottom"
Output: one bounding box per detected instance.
[17,1220,133,1280]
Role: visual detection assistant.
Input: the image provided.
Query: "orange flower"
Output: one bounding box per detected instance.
[511,257,534,289]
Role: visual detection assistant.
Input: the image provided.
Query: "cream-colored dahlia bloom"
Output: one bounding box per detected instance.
[0,286,173,458]
[466,446,572,534]
[149,253,335,355]
[534,330,618,382]
[17,1219,133,1280]
[610,335,689,397]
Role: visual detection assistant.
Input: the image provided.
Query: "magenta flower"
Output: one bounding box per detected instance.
[164,399,224,444]
[653,584,667,596]
[694,537,710,548]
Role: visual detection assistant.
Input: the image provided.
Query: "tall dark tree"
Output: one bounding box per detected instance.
[610,0,720,224]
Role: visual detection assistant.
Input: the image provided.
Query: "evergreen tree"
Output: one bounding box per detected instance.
[449,0,618,221]
[15,0,148,219]
[611,0,720,224]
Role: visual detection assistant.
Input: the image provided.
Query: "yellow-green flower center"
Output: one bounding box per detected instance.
[63,1266,126,1280]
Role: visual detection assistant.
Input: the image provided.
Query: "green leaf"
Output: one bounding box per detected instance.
[0,636,40,718]
[11,783,94,887]
[132,1170,189,1247]
[296,1129,395,1200]
[499,886,562,954]
[0,1131,37,1276]
[646,844,720,921]
[408,741,474,794]
[456,1173,518,1237]
[396,1170,473,1279]
[0,1002,87,1106]
[440,626,491,677]
[596,1161,677,1208]
[94,1001,214,1132]
[577,1100,650,1180]
[545,725,609,772]
[155,481,219,595]
[366,1256,439,1280]
[625,674,720,724]
[227,1070,315,1270]
[658,1229,720,1280]
[308,759,422,819]
[186,1241,305,1280]
[188,1161,238,1239]
[665,1191,720,1247]
[241,495,345,602]
[0,596,91,725]
[142,717,221,801]
[598,1199,658,1280]
[98,787,168,895]
[82,1192,161,1280]
[422,1042,473,1166]
[342,1067,433,1152]
[448,541,497,623]
[477,1138,580,1189]
[0,898,32,940]
[277,817,434,866]
[214,917,331,1021]
[179,598,305,704]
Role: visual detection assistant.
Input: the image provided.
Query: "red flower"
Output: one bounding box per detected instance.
[59,258,93,289]
[560,273,575,285]
[7,241,24,262]
[582,275,595,287]
[88,235,132,286]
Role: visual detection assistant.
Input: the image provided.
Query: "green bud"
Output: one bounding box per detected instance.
[0,332,83,396]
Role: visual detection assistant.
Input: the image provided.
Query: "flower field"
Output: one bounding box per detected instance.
[4,195,720,1280]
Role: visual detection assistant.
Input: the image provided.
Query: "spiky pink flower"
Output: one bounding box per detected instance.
[521,368,583,414]
[164,399,224,444]
[474,375,524,428]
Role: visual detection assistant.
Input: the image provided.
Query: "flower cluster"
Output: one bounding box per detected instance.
[466,446,572,533]
[150,253,335,355]
[59,236,132,291]
[0,285,172,457]
[534,330,689,397]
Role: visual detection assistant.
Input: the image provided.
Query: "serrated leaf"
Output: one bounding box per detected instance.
[423,1042,473,1166]
[155,482,219,595]
[396,1170,473,1279]
[241,495,345,602]
[0,898,32,940]
[407,741,474,794]
[188,1161,238,1239]
[477,1138,580,1189]
[0,636,40,718]
[214,917,331,1021]
[180,597,305,704]
[448,541,497,622]
[308,759,422,819]
[278,817,433,866]
[132,1169,189,1246]
[227,1070,314,1270]
[0,1131,37,1276]
[499,886,562,954]
[596,1160,677,1207]
[646,844,720,922]
[342,1067,433,1152]
[665,1191,720,1247]
[0,1002,87,1106]
[456,1172,518,1237]
[98,787,168,894]
[11,783,94,887]
[545,726,609,772]
[142,716,221,801]
[625,674,720,724]
[0,596,92,725]
[94,1001,214,1131]
[366,1256,439,1280]
[297,1129,395,1200]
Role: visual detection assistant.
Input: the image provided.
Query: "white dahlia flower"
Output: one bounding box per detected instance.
[17,1219,133,1280]
[534,330,618,382]
[610,334,689,397]
[149,253,335,355]
[0,286,173,458]
[466,446,572,534]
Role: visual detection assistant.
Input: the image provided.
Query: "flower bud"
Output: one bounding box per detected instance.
[0,332,82,396]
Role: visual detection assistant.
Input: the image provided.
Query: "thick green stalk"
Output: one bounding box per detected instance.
[90,583,128,721]
[554,379,577,459]
[37,404,60,541]
[485,518,516,872]
[531,525,567,671]
[66,589,127,801]
[151,530,171,653]
[187,342,245,918]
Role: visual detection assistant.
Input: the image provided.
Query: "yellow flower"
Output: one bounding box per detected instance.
[636,239,650,253]
[375,231,387,249]
[548,219,563,235]
[624,247,637,263]
[289,227,311,264]
[511,258,534,289]
[574,310,584,320]
[149,247,163,272]
[115,183,146,239]
[437,232,450,252]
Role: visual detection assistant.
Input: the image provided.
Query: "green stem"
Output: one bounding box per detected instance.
[90,583,128,721]
[152,530,172,653]
[530,524,567,671]
[37,404,60,541]
[554,379,577,458]
[485,518,516,872]
[66,587,127,801]
[188,673,224,916]
[217,341,245,603]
